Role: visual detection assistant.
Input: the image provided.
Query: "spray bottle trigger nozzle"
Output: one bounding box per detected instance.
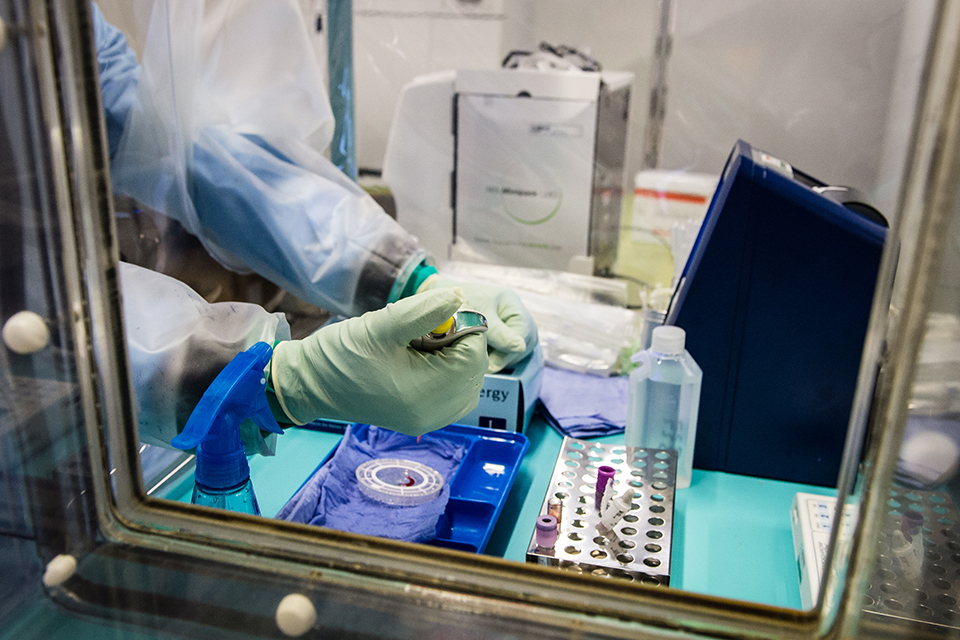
[171,342,282,450]
[253,401,283,436]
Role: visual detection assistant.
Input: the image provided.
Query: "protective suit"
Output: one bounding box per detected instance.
[95,2,533,451]
[96,2,426,316]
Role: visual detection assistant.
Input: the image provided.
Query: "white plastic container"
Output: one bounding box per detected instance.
[627,171,718,288]
[625,326,702,489]
[631,170,717,241]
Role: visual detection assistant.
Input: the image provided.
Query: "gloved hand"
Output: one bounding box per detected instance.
[268,288,488,436]
[419,275,538,372]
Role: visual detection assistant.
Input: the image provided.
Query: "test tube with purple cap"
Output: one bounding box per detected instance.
[596,465,616,510]
[535,515,559,553]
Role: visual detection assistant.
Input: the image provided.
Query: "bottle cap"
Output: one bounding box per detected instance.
[430,316,455,336]
[651,325,686,356]
[595,465,616,509]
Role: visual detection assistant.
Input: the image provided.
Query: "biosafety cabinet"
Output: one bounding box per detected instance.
[2,2,960,640]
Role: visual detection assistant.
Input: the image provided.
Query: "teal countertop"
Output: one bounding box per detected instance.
[158,416,834,609]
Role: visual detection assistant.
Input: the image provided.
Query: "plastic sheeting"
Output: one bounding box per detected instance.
[120,262,290,454]
[363,1,931,287]
[98,1,426,318]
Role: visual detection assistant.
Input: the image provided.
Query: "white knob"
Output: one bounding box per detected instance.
[3,310,50,354]
[275,593,317,637]
[43,554,78,587]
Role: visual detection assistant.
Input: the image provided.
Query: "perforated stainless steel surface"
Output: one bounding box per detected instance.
[526,437,676,585]
[864,487,960,630]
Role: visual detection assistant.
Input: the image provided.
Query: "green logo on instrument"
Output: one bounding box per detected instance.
[499,187,563,226]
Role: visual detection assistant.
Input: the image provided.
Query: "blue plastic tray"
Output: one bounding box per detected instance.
[284,423,529,554]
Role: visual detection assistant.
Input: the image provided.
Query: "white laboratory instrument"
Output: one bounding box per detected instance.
[382,68,633,276]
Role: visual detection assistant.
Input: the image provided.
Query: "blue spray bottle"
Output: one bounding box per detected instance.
[171,342,283,515]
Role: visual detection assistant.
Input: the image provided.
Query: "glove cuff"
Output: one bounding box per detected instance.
[415,272,442,295]
[388,258,437,303]
[268,343,309,426]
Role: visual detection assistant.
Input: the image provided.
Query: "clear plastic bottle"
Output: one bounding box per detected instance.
[192,479,261,516]
[625,325,702,489]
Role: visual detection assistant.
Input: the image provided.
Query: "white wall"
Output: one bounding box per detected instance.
[352,0,660,176]
[658,0,934,220]
[353,0,508,172]
[100,0,935,224]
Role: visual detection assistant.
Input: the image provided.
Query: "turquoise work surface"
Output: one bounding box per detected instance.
[672,468,834,605]
[157,427,344,517]
[484,418,835,608]
[159,416,834,609]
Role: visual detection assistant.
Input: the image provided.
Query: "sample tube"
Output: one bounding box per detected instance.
[595,466,616,510]
[547,497,563,529]
[597,489,635,535]
[902,510,923,539]
[893,511,924,583]
[535,515,559,555]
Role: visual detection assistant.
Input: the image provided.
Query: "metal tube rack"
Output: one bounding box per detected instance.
[526,436,676,585]
[864,487,960,630]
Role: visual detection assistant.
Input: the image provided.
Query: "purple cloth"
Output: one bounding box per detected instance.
[276,424,466,542]
[538,367,628,438]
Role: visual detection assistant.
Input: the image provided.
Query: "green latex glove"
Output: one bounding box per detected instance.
[268,288,488,436]
[419,275,538,372]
